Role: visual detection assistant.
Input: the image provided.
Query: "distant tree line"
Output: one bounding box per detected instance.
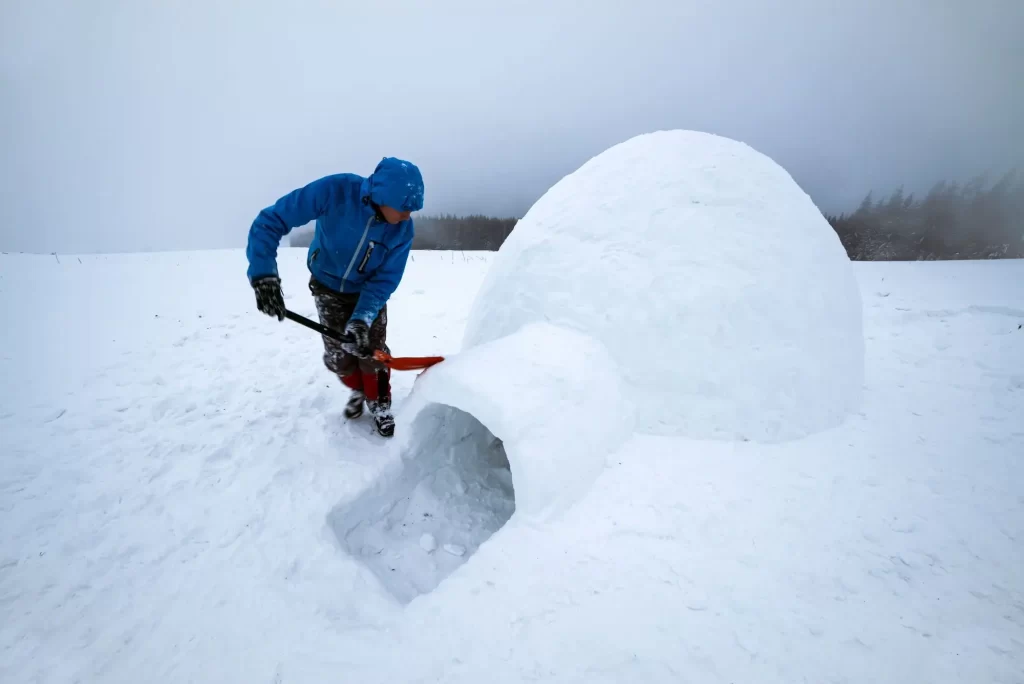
[410,214,518,250]
[825,170,1024,260]
[288,171,1023,261]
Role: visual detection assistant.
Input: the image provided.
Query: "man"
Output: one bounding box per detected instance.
[245,157,424,437]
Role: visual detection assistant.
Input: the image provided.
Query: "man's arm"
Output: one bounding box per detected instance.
[351,232,413,324]
[246,176,335,282]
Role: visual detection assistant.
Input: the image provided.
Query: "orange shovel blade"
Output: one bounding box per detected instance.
[373,350,445,371]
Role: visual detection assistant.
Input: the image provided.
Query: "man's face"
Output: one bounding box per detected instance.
[380,205,412,225]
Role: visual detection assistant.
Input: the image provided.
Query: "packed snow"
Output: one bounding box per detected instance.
[463,130,864,442]
[328,399,514,604]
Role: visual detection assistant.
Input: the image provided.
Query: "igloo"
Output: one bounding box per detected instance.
[463,129,864,442]
[331,130,864,602]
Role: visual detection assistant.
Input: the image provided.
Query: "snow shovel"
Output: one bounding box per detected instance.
[284,309,445,371]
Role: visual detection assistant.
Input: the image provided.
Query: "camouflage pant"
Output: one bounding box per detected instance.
[309,276,391,404]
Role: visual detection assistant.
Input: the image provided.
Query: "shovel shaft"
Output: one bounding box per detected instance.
[284,309,351,343]
[284,308,444,371]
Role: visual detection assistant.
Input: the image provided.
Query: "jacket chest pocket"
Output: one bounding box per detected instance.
[357,240,389,274]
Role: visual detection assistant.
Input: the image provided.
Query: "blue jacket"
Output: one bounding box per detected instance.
[246,158,424,324]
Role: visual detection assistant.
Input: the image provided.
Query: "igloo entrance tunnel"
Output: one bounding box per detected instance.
[328,323,632,603]
[329,130,864,602]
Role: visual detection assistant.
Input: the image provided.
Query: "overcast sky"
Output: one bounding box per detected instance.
[2,0,1022,254]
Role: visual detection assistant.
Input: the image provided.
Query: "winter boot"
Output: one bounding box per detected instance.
[369,400,395,438]
[344,390,365,419]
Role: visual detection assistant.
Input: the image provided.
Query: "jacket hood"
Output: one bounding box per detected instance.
[366,157,424,212]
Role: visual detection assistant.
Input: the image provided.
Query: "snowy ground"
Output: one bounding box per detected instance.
[2,249,1022,683]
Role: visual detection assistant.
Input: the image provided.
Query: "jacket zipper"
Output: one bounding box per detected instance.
[342,215,375,284]
[358,241,377,273]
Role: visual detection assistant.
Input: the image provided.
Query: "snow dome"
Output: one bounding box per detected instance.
[341,130,865,602]
[462,130,864,442]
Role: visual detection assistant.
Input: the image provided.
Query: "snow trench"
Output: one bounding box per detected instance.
[327,404,515,604]
[328,322,634,604]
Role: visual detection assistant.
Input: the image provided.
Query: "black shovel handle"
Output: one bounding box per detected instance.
[284,309,353,343]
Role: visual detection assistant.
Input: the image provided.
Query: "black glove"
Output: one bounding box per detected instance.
[252,276,285,320]
[342,319,371,358]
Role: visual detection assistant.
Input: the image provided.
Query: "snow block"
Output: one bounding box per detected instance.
[400,322,634,521]
[463,129,865,442]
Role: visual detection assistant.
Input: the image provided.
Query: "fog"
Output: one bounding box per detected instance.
[2,0,1022,254]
